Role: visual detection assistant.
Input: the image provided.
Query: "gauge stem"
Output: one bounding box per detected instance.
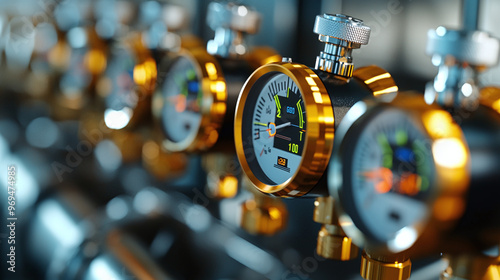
[462,0,480,32]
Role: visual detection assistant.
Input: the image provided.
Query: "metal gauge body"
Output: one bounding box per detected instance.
[153,47,278,153]
[53,28,107,120]
[235,62,397,197]
[100,34,157,130]
[234,13,402,197]
[152,1,281,153]
[61,28,107,96]
[450,87,500,251]
[152,48,227,152]
[329,93,470,255]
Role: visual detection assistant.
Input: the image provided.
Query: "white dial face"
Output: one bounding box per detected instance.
[59,48,91,97]
[160,56,202,144]
[105,48,138,111]
[245,72,306,185]
[348,109,434,242]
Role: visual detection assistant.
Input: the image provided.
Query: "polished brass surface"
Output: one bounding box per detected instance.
[317,224,359,261]
[352,65,398,97]
[240,185,288,235]
[479,87,500,113]
[142,141,188,181]
[314,196,358,260]
[360,251,411,280]
[110,130,144,163]
[441,254,500,280]
[47,40,72,71]
[202,153,239,199]
[179,34,205,50]
[313,196,337,225]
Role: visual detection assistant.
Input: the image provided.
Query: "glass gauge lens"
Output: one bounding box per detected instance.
[59,48,91,97]
[104,48,137,109]
[102,47,137,129]
[243,72,306,185]
[346,109,434,242]
[160,56,202,143]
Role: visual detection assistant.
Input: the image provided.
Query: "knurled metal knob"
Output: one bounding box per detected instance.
[206,1,260,57]
[240,196,287,235]
[313,14,371,77]
[427,27,499,67]
[206,1,260,34]
[313,14,370,45]
[425,26,499,109]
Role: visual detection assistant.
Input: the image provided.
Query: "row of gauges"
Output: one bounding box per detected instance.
[3,0,500,279]
[232,9,500,280]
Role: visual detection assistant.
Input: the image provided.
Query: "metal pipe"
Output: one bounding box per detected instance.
[462,0,480,31]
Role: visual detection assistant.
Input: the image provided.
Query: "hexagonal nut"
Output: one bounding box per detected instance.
[206,173,238,199]
[240,199,287,235]
[317,225,358,261]
[142,141,188,180]
[442,253,500,280]
[110,130,143,163]
[313,196,336,224]
[360,252,411,280]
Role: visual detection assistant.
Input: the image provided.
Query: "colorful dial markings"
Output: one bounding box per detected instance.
[160,56,203,144]
[247,73,307,185]
[348,109,434,242]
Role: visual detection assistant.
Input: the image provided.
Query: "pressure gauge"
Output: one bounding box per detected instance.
[97,0,192,130]
[159,55,202,143]
[99,33,157,130]
[235,14,398,197]
[60,28,107,95]
[152,48,226,152]
[247,72,307,185]
[153,2,280,153]
[329,93,470,254]
[53,27,107,120]
[235,62,332,197]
